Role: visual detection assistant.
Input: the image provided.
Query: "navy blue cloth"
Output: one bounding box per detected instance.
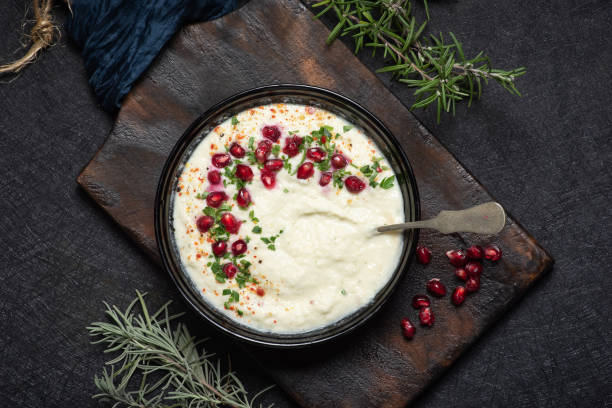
[66,0,238,111]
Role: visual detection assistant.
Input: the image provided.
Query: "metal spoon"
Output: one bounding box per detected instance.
[377,202,506,235]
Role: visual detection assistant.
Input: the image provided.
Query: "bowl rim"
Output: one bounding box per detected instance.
[154,84,420,348]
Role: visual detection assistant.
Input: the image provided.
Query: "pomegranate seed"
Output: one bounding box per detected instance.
[262,125,281,142]
[466,276,480,293]
[283,141,300,157]
[411,294,431,309]
[220,213,241,234]
[211,153,232,168]
[206,191,228,208]
[345,176,366,193]
[419,307,434,327]
[455,267,469,281]
[229,142,245,158]
[290,135,303,146]
[235,164,254,182]
[255,140,272,163]
[260,169,276,188]
[465,261,483,277]
[331,153,347,169]
[207,170,221,185]
[452,286,467,306]
[416,246,432,264]
[306,147,326,163]
[297,162,314,179]
[319,171,332,186]
[426,278,447,297]
[196,215,214,233]
[256,287,265,296]
[223,263,238,279]
[400,317,416,340]
[264,159,284,172]
[484,245,502,261]
[231,239,247,256]
[466,245,484,260]
[211,241,227,257]
[446,249,467,267]
[236,187,251,208]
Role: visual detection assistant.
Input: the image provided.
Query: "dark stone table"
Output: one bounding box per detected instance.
[1,0,610,406]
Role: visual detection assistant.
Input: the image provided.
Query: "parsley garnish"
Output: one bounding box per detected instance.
[222,288,240,309]
[231,116,239,126]
[341,289,347,295]
[261,230,282,251]
[271,144,281,156]
[380,175,395,189]
[343,125,353,132]
[252,226,262,234]
[195,192,209,199]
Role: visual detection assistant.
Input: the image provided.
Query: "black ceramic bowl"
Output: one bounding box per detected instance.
[155,84,420,348]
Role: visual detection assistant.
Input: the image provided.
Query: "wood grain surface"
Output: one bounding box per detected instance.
[76,0,553,406]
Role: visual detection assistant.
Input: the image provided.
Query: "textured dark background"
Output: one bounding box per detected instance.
[1,1,610,407]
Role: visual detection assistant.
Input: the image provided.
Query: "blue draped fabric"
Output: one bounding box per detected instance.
[66,0,238,112]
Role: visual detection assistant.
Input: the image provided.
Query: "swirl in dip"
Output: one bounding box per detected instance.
[172,103,404,333]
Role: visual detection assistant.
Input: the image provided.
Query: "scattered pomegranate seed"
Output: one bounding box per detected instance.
[416,246,432,264]
[264,159,284,172]
[255,140,272,163]
[345,175,366,193]
[446,249,467,267]
[283,141,300,157]
[419,307,434,327]
[465,261,483,277]
[306,147,326,162]
[211,241,227,257]
[455,267,469,281]
[256,287,265,296]
[319,171,332,186]
[229,142,245,158]
[231,239,247,256]
[484,245,502,261]
[452,286,467,306]
[223,263,238,279]
[236,187,251,208]
[196,215,214,233]
[260,168,276,188]
[466,245,484,260]
[262,125,281,142]
[207,170,221,185]
[331,153,347,169]
[320,135,327,144]
[211,153,232,168]
[411,294,431,309]
[426,278,447,297]
[466,276,480,293]
[206,191,228,208]
[400,317,416,340]
[235,164,254,182]
[297,162,314,179]
[220,213,241,234]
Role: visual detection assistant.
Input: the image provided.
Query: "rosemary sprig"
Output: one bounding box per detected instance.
[88,291,272,408]
[312,0,526,122]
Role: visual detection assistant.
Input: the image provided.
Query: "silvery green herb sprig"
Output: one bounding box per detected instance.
[312,0,526,122]
[88,292,272,408]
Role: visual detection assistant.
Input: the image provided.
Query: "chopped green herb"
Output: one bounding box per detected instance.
[252,226,262,234]
[231,116,239,126]
[271,144,281,156]
[343,125,353,132]
[267,244,276,251]
[283,188,289,193]
[380,175,395,189]
[195,192,209,199]
[341,289,347,295]
[288,130,299,135]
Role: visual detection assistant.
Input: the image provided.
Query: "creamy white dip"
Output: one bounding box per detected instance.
[172,103,404,333]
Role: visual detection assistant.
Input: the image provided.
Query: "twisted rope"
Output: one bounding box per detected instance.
[0,0,70,75]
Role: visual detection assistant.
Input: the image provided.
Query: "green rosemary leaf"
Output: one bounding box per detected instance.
[88,292,273,407]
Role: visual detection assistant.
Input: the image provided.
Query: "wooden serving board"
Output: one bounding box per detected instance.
[77,0,553,406]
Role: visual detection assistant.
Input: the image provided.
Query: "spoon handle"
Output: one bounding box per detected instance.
[377,202,506,234]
